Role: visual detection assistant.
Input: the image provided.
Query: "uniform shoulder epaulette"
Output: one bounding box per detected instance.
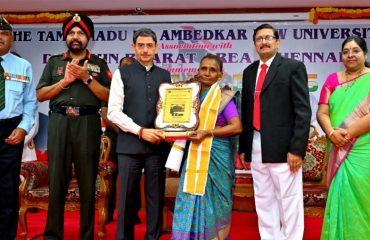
[48,53,63,60]
[91,53,108,63]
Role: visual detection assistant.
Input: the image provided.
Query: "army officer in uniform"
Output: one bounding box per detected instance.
[36,14,111,239]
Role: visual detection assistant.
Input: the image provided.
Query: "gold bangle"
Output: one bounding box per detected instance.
[328,129,335,137]
[58,80,70,90]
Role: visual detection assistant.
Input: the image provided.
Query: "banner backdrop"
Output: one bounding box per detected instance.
[11,21,370,150]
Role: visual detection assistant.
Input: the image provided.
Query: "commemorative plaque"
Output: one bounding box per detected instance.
[155,81,201,138]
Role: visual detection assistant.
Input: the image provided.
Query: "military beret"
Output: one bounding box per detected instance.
[0,16,12,31]
[62,13,94,40]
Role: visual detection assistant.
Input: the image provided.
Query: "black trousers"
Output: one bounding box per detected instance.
[116,153,166,240]
[105,130,142,222]
[44,113,101,240]
[0,117,23,240]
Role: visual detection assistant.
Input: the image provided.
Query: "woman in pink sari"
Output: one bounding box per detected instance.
[317,36,370,239]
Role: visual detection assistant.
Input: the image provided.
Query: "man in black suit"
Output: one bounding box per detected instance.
[239,24,311,240]
[107,28,171,240]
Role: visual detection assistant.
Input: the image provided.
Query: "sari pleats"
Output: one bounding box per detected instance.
[171,137,234,240]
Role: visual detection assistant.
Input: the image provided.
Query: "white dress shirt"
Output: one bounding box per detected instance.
[255,55,275,89]
[107,69,142,136]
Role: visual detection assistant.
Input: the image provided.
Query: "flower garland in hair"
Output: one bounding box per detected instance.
[2,12,71,24]
[309,7,370,24]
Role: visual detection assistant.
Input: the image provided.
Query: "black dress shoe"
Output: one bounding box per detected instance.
[29,208,39,213]
[134,214,141,224]
[106,215,114,223]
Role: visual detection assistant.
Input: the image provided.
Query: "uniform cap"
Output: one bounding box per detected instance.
[0,16,12,31]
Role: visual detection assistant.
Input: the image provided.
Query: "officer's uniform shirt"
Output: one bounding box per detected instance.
[0,52,37,133]
[37,51,111,108]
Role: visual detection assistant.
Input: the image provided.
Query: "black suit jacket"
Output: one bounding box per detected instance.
[239,53,311,163]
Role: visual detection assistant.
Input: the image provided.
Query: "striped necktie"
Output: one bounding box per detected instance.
[0,57,5,111]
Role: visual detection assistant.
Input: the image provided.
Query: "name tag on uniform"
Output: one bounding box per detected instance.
[4,72,31,83]
[87,64,100,73]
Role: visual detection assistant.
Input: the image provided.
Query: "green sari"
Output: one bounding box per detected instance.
[321,73,370,239]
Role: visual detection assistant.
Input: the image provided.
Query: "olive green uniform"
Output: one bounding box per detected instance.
[37,51,111,239]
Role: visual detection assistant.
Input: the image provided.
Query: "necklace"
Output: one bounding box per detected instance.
[345,67,365,81]
[344,67,365,90]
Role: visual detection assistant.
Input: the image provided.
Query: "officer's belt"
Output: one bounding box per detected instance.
[50,106,99,117]
[0,115,22,126]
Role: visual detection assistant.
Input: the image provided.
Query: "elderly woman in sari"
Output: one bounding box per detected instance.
[317,35,370,240]
[170,54,242,240]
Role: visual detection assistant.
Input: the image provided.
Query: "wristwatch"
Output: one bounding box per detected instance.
[84,75,93,85]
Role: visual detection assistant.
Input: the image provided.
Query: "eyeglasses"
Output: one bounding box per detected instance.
[342,48,363,56]
[255,35,276,43]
